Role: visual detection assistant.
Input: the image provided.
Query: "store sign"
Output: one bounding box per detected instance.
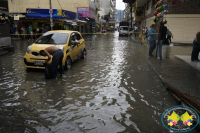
[26,8,62,18]
[62,10,76,20]
[26,8,76,20]
[14,15,19,20]
[77,7,89,18]
[77,13,82,20]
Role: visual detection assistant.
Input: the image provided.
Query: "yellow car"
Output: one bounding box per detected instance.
[24,30,86,69]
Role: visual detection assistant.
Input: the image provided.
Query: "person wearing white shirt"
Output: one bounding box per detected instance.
[134,26,138,38]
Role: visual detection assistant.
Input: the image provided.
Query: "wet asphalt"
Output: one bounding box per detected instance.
[0,32,198,133]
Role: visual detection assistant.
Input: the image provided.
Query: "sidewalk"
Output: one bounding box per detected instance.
[175,55,200,71]
[149,45,200,103]
[131,36,200,104]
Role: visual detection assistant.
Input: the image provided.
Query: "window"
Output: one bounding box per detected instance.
[147,1,149,10]
[120,27,128,31]
[35,33,69,44]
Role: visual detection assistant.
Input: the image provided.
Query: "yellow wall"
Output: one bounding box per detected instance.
[8,0,89,13]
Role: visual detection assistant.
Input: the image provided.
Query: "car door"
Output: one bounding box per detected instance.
[68,32,79,61]
[75,32,84,57]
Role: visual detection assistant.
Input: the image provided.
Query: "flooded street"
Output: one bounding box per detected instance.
[0,32,197,133]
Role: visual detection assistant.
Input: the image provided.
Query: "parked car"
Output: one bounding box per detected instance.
[118,22,133,36]
[24,30,87,70]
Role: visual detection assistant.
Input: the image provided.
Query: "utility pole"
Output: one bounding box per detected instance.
[49,0,53,30]
[130,1,133,28]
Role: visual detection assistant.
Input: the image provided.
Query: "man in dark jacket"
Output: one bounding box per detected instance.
[191,31,200,61]
[157,22,167,60]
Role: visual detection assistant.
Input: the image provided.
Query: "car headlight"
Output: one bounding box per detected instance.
[27,45,31,53]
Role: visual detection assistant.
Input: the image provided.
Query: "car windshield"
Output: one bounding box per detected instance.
[120,27,128,31]
[35,33,69,44]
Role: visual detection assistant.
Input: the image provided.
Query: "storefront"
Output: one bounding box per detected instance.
[26,8,77,31]
[99,18,106,32]
[77,7,96,33]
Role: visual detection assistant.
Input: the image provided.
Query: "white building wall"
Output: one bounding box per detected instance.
[99,0,111,16]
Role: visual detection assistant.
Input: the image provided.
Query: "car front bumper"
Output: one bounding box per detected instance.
[24,52,46,69]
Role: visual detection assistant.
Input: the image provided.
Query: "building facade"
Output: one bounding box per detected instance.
[115,10,124,22]
[99,0,116,31]
[0,0,109,33]
[134,0,200,43]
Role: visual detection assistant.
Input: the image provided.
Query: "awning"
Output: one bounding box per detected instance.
[72,22,77,26]
[77,21,87,25]
[20,18,64,23]
[99,19,106,23]
[85,18,95,23]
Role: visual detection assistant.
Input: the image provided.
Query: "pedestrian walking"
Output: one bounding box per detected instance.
[166,29,173,43]
[134,26,138,38]
[157,22,167,60]
[21,24,25,39]
[145,27,148,40]
[36,26,40,39]
[191,31,200,61]
[142,27,145,35]
[148,24,159,57]
[42,26,46,33]
[28,24,33,41]
[15,29,19,38]
[39,47,64,79]
[11,24,16,38]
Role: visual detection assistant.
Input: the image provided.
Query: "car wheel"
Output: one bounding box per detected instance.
[82,49,87,59]
[45,64,52,79]
[65,56,72,70]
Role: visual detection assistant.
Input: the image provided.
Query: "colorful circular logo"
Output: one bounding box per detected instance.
[161,105,199,132]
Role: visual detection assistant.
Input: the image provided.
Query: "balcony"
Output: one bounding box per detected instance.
[110,0,114,8]
[110,7,114,13]
[96,1,100,11]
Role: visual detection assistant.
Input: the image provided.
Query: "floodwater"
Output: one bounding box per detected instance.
[0,32,198,133]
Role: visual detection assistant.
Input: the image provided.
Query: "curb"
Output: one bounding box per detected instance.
[174,55,200,71]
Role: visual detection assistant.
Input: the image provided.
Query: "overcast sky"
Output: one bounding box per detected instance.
[116,0,125,10]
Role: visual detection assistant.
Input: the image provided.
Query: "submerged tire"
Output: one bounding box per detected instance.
[45,64,52,79]
[82,49,87,59]
[65,56,72,70]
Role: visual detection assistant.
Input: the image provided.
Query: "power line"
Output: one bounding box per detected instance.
[57,0,63,9]
[37,0,41,8]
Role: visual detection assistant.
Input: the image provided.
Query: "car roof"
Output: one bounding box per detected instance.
[47,30,79,34]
